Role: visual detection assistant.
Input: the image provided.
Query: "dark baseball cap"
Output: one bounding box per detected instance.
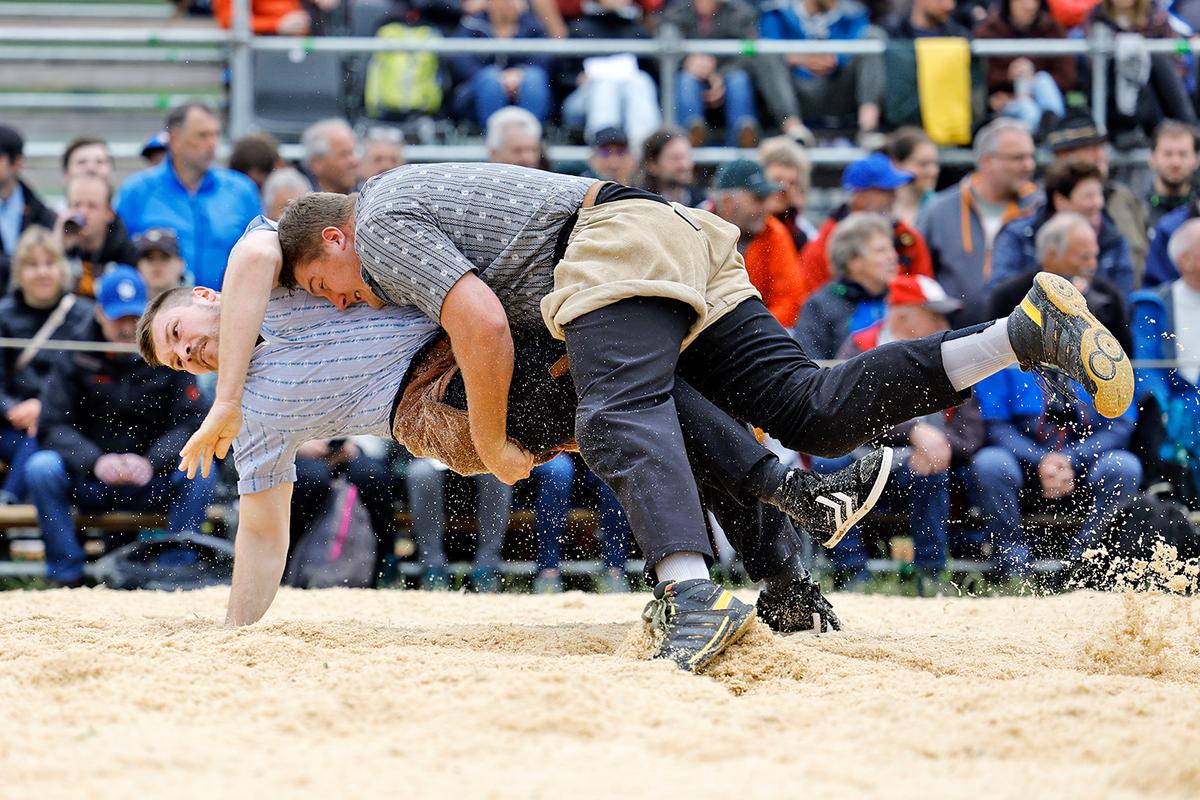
[591,126,629,149]
[141,130,169,159]
[842,152,913,192]
[97,265,148,319]
[1045,108,1107,153]
[713,159,781,199]
[134,228,181,259]
[0,124,23,160]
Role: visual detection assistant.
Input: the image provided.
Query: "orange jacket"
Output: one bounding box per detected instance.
[796,208,934,308]
[213,0,304,33]
[744,216,805,328]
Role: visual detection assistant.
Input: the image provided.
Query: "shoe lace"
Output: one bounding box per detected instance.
[641,595,671,632]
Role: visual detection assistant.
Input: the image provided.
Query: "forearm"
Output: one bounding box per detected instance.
[224,484,292,626]
[456,322,515,454]
[216,233,281,404]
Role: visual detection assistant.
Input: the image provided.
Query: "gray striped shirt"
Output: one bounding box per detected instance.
[232,288,439,494]
[355,162,594,328]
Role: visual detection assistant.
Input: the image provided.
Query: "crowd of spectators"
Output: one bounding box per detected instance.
[3,0,1200,591]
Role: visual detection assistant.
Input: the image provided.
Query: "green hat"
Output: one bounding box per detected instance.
[713,159,782,199]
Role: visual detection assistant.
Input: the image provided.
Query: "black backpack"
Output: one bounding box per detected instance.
[1082,491,1200,591]
[92,533,235,591]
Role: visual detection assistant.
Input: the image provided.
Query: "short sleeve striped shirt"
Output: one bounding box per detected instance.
[355,162,594,328]
[231,289,440,494]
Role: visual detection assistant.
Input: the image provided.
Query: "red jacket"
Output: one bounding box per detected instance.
[744,216,806,327]
[796,207,934,309]
[213,0,303,33]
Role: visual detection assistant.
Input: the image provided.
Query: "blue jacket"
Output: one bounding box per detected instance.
[1130,283,1200,475]
[448,12,551,87]
[1143,201,1196,288]
[759,0,870,78]
[115,157,262,290]
[974,366,1136,473]
[988,204,1134,295]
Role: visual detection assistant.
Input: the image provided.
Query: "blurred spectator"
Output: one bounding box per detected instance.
[58,175,138,298]
[406,457,512,591]
[759,135,816,251]
[300,118,359,195]
[134,228,187,299]
[1130,218,1200,503]
[883,0,970,36]
[793,212,898,358]
[1144,191,1200,286]
[449,0,553,128]
[971,365,1141,576]
[0,124,57,294]
[61,137,114,184]
[1088,0,1197,139]
[25,267,214,586]
[140,130,168,167]
[989,213,1133,354]
[974,0,1075,134]
[558,0,662,152]
[759,0,885,146]
[990,160,1135,294]
[357,127,406,184]
[581,126,636,183]
[814,273,982,590]
[486,106,545,168]
[884,127,940,227]
[261,167,313,221]
[660,0,762,147]
[918,118,1038,318]
[529,454,631,593]
[0,228,94,506]
[797,152,933,306]
[212,0,340,34]
[229,132,282,191]
[634,127,701,206]
[292,438,397,586]
[1045,110,1149,278]
[116,103,261,291]
[1142,119,1199,229]
[703,159,805,327]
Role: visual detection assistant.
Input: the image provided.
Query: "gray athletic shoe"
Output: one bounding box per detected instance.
[642,578,756,672]
[1007,271,1134,419]
[767,447,894,548]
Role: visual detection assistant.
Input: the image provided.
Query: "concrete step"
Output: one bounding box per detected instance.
[0,61,225,92]
[6,108,179,142]
[0,2,175,20]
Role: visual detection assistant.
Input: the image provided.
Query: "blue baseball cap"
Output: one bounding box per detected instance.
[842,152,914,192]
[141,129,168,159]
[97,265,148,319]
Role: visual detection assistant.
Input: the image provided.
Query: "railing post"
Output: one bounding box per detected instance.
[657,27,683,129]
[1089,25,1112,134]
[228,0,254,138]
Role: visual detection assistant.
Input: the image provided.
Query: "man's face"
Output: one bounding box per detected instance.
[151,288,222,373]
[1178,249,1200,291]
[850,187,897,215]
[1149,132,1199,190]
[652,137,694,187]
[916,0,955,25]
[981,130,1036,198]
[716,189,767,238]
[170,107,220,174]
[589,144,635,184]
[357,140,404,183]
[291,226,385,311]
[1055,177,1105,228]
[65,143,113,182]
[1055,142,1109,178]
[764,163,807,215]
[0,154,18,193]
[138,250,185,295]
[97,308,140,346]
[1046,225,1099,280]
[490,133,542,169]
[67,177,114,248]
[312,128,360,194]
[888,305,949,340]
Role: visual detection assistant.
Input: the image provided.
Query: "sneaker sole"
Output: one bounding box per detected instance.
[1028,273,1133,419]
[821,446,894,548]
[689,603,758,672]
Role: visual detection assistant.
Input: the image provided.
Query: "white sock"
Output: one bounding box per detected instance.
[940,318,1017,392]
[654,552,710,583]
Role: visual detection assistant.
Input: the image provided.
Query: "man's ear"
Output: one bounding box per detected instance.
[321,225,346,248]
[193,286,220,304]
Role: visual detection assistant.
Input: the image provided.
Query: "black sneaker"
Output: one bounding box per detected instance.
[766,448,894,548]
[757,573,841,633]
[1008,272,1133,419]
[642,578,756,672]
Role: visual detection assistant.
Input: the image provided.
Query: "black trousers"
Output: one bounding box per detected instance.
[565,297,968,572]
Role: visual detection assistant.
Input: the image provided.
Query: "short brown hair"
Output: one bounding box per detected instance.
[276,192,357,288]
[61,136,109,173]
[1044,160,1103,204]
[229,132,280,178]
[136,286,194,367]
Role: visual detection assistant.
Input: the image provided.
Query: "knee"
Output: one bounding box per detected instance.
[724,69,751,90]
[972,447,1021,487]
[521,64,549,84]
[24,450,67,489]
[1090,450,1143,490]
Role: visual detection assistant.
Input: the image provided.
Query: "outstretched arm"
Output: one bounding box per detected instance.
[179,229,283,479]
[225,481,293,627]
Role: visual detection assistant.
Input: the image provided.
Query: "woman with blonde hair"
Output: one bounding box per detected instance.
[0,227,94,504]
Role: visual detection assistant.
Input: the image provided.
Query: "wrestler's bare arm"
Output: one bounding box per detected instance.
[179,230,282,478]
[225,481,293,627]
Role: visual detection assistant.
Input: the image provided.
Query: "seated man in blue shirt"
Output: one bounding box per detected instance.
[115,103,261,291]
[972,367,1142,577]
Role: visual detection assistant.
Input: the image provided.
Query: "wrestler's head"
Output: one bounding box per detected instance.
[136,285,221,373]
[277,191,385,311]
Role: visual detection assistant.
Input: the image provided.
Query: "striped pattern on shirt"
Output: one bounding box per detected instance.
[355,162,595,328]
[232,288,440,494]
